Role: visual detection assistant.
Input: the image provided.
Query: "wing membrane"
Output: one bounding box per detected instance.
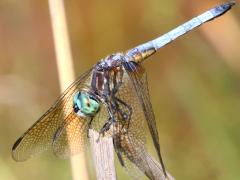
[123,61,167,176]
[52,101,110,158]
[52,112,89,158]
[113,123,168,179]
[114,68,146,143]
[109,63,166,178]
[12,69,93,161]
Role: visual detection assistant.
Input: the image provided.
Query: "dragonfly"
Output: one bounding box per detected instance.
[12,2,234,179]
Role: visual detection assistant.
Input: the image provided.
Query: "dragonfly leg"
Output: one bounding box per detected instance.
[97,105,116,142]
[113,97,132,131]
[97,118,115,142]
[99,116,115,134]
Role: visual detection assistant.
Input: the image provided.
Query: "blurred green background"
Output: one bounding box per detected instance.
[0,0,240,180]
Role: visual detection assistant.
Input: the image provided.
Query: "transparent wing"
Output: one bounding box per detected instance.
[52,102,110,158]
[114,67,146,144]
[113,129,144,179]
[113,123,167,180]
[123,61,167,176]
[52,111,89,158]
[110,63,167,178]
[12,68,93,161]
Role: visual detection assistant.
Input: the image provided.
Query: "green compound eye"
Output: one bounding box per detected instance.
[73,91,100,117]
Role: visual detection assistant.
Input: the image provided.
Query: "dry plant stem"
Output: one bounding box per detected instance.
[48,0,89,180]
[89,130,117,180]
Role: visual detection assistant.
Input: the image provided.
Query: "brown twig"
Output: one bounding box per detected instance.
[89,130,116,180]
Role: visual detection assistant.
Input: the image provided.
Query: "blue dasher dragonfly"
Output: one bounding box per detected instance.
[12,2,234,179]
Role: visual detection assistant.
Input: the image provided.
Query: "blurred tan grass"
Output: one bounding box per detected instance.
[48,0,89,180]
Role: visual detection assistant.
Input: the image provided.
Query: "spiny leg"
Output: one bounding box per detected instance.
[113,97,133,132]
[99,117,114,135]
[97,106,116,141]
[97,97,132,141]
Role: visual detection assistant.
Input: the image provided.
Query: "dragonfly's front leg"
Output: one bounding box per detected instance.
[99,117,114,135]
[98,103,116,139]
[111,70,132,122]
[95,117,113,142]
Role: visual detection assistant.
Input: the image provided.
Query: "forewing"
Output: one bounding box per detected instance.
[52,101,110,158]
[12,69,93,161]
[123,61,166,175]
[52,111,89,158]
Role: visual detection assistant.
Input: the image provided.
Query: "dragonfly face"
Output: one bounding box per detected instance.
[12,2,234,179]
[73,91,100,118]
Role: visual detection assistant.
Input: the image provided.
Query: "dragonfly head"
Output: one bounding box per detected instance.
[73,91,100,118]
[96,53,125,70]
